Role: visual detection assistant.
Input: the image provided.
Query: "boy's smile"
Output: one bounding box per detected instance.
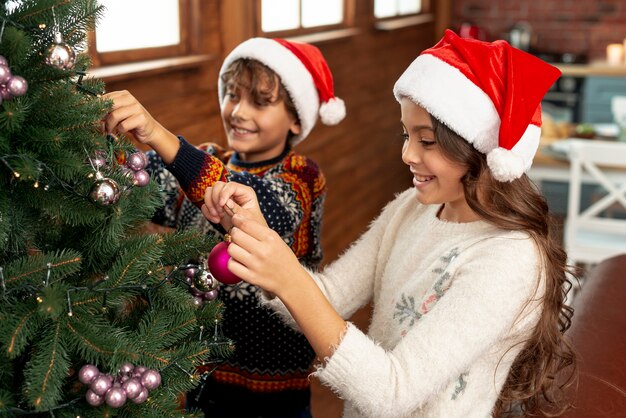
[221,75,300,163]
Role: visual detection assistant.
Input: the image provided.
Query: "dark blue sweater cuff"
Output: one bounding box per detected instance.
[165,136,206,190]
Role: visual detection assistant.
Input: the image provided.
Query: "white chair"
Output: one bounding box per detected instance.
[564,139,626,269]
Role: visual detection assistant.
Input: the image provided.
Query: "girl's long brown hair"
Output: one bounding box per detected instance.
[431,118,577,417]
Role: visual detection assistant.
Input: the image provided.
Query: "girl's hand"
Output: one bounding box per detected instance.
[201,181,267,229]
[226,213,304,297]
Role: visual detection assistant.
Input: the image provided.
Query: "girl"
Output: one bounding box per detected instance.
[202,30,576,417]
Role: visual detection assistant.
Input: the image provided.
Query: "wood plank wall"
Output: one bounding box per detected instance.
[102,1,440,416]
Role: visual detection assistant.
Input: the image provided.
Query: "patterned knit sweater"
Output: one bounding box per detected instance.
[263,188,546,418]
[147,137,326,393]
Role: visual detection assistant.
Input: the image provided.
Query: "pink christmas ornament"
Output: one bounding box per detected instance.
[203,289,219,301]
[140,369,161,390]
[0,65,11,84]
[122,377,143,399]
[208,241,241,285]
[126,151,148,171]
[90,374,112,396]
[119,361,134,374]
[7,75,27,97]
[130,387,149,404]
[78,364,100,385]
[85,389,105,406]
[0,83,12,100]
[133,169,150,187]
[105,386,127,408]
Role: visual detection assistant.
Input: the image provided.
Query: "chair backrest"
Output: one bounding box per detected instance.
[565,140,626,264]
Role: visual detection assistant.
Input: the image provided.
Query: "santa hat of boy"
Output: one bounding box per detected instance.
[218,38,345,145]
[393,29,561,182]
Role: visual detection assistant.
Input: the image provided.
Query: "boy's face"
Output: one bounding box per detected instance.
[221,73,301,163]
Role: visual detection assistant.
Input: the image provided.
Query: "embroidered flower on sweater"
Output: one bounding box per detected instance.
[451,372,468,400]
[394,247,460,332]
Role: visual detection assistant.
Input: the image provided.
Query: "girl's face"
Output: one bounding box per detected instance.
[221,73,300,163]
[400,98,478,222]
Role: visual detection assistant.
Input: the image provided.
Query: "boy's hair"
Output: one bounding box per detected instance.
[429,117,577,417]
[221,58,300,143]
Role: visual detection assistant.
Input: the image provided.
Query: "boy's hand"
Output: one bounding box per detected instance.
[102,91,180,163]
[201,181,267,230]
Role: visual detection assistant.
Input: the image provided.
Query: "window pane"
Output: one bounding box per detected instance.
[375,0,421,18]
[398,0,421,15]
[96,0,180,52]
[374,0,397,18]
[262,0,299,32]
[302,0,343,28]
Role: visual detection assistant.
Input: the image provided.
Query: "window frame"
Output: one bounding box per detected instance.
[254,0,355,38]
[88,0,199,67]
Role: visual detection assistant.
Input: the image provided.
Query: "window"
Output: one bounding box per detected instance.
[374,0,424,19]
[258,0,350,36]
[89,0,197,67]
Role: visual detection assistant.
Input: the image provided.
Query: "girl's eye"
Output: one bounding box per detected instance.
[226,91,239,100]
[419,139,436,146]
[399,132,409,142]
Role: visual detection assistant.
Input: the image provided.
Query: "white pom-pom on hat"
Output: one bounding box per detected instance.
[218,38,345,146]
[319,97,346,126]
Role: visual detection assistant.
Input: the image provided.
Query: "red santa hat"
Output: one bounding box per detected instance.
[393,29,561,182]
[218,37,345,146]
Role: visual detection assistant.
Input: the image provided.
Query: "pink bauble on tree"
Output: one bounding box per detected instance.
[208,235,241,285]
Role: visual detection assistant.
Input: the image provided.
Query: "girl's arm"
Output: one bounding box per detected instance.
[227,213,347,359]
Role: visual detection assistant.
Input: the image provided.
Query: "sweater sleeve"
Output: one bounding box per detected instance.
[314,236,543,418]
[261,191,409,324]
[165,137,229,204]
[166,137,325,265]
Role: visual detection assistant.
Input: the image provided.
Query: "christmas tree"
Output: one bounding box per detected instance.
[0,1,231,416]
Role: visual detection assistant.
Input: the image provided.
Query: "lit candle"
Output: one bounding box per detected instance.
[606,43,624,66]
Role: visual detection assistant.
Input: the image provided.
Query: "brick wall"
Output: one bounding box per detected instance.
[450,0,626,61]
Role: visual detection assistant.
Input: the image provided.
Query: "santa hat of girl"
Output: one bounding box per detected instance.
[218,38,346,145]
[393,29,561,182]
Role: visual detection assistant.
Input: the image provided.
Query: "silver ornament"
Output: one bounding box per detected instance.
[194,270,219,292]
[45,32,76,70]
[89,174,121,206]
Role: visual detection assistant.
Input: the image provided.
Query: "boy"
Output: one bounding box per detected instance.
[103,38,345,418]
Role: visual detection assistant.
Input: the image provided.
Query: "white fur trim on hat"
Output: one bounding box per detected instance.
[393,54,500,154]
[487,124,540,182]
[218,38,319,146]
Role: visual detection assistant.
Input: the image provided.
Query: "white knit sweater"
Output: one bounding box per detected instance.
[264,188,544,418]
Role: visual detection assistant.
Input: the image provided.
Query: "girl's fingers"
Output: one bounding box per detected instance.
[231,214,274,242]
[228,226,261,255]
[200,203,221,223]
